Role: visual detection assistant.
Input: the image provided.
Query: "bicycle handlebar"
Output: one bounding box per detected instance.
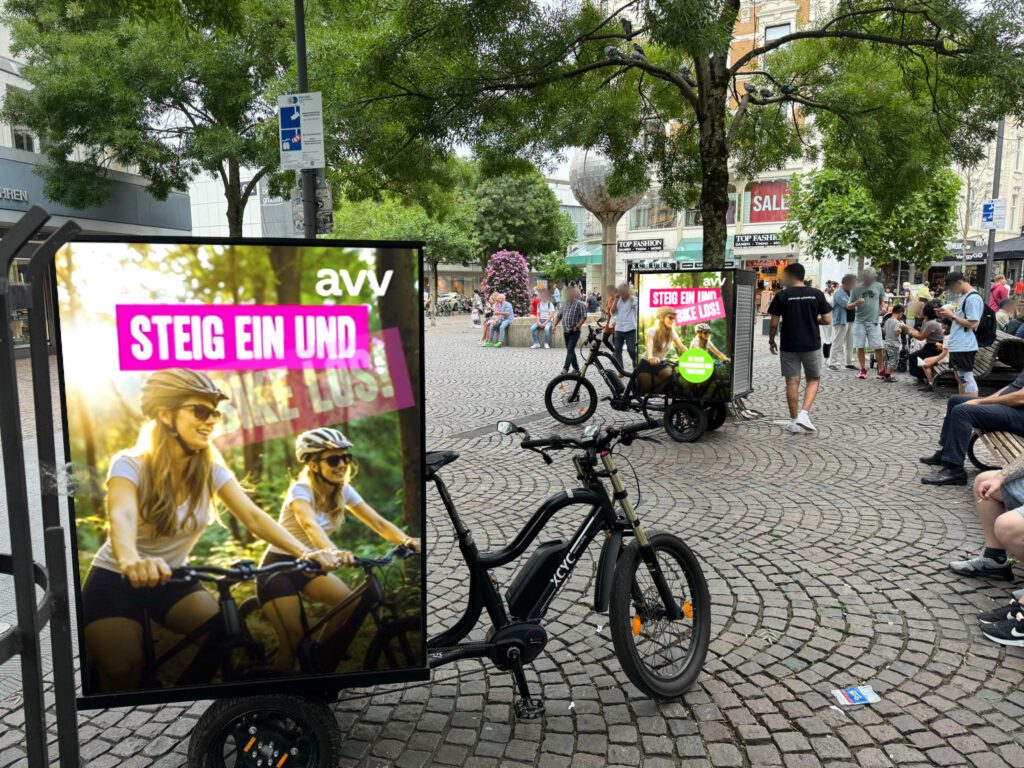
[518,419,659,454]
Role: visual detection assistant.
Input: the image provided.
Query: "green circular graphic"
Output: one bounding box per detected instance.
[678,348,714,383]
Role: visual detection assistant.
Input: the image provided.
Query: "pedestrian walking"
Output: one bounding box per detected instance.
[767,263,832,433]
[612,283,638,371]
[848,267,886,379]
[821,280,838,360]
[552,286,588,373]
[935,272,983,397]
[881,304,905,382]
[827,274,857,370]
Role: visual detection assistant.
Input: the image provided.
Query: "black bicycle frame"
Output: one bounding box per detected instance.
[426,472,628,666]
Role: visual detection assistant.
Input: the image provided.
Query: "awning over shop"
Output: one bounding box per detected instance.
[967,235,1024,259]
[674,237,732,263]
[567,243,603,265]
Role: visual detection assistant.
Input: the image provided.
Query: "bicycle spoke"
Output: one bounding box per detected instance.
[628,550,695,678]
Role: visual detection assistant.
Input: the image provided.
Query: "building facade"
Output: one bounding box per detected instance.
[1,24,192,356]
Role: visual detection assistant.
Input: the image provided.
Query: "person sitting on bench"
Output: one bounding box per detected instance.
[921,368,1024,485]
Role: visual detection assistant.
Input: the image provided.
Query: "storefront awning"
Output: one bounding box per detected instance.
[674,237,733,263]
[567,243,603,265]
[966,235,1024,259]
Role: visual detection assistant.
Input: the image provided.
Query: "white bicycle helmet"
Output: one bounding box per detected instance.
[295,428,353,463]
[695,323,712,333]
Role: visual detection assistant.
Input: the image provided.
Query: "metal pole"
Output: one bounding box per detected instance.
[25,222,82,768]
[0,206,50,767]
[984,116,1006,300]
[295,0,316,240]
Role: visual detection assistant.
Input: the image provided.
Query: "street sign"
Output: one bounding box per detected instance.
[981,198,1007,231]
[290,170,334,234]
[278,91,325,170]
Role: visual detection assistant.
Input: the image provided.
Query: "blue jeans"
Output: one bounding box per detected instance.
[489,317,514,344]
[531,321,553,346]
[938,395,1024,466]
[614,329,637,370]
[563,331,581,371]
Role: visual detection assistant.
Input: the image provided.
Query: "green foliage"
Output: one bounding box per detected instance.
[473,168,574,269]
[537,250,583,287]
[782,167,961,270]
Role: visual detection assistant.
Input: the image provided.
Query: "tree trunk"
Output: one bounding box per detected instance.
[377,248,421,532]
[697,84,731,270]
[225,160,245,238]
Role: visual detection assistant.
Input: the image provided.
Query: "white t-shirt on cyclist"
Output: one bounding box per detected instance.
[267,480,364,555]
[91,451,234,574]
[646,326,684,360]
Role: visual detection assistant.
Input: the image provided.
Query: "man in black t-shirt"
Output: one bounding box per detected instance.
[768,263,833,433]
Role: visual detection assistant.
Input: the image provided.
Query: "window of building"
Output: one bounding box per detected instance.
[628,190,677,230]
[682,191,736,227]
[1012,191,1020,232]
[764,23,791,44]
[1015,134,1022,172]
[5,86,39,153]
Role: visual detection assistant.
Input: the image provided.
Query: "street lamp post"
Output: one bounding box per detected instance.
[983,116,1006,299]
[294,0,317,240]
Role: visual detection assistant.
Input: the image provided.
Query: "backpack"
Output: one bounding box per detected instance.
[964,291,997,347]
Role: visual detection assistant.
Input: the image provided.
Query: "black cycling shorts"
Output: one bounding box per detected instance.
[949,351,977,374]
[82,566,206,626]
[256,552,318,604]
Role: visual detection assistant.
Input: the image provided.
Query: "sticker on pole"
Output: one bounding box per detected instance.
[831,686,880,706]
[278,91,325,170]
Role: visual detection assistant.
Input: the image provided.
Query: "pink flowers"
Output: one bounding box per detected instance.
[480,250,531,315]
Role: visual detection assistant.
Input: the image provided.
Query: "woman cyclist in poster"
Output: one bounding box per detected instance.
[636,306,689,393]
[693,323,731,363]
[256,428,421,672]
[82,369,341,693]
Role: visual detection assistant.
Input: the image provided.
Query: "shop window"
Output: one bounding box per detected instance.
[629,190,677,230]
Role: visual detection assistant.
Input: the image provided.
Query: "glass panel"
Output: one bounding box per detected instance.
[628,190,677,230]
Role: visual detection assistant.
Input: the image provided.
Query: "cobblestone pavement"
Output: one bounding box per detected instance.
[3,316,1024,767]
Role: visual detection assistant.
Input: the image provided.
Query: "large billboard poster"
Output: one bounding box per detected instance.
[636,270,734,401]
[54,237,425,707]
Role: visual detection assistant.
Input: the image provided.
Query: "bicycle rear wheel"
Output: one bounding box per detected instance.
[187,695,341,768]
[609,533,710,699]
[364,616,422,670]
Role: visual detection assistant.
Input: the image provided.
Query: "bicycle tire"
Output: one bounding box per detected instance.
[363,616,422,670]
[967,433,1000,471]
[544,374,598,425]
[187,694,341,768]
[705,403,727,432]
[663,401,706,442]
[609,532,711,699]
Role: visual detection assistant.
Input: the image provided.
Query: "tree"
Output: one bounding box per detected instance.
[473,168,574,272]
[954,161,986,267]
[3,0,290,236]
[538,250,584,288]
[782,167,960,272]
[317,0,1023,270]
[481,250,532,316]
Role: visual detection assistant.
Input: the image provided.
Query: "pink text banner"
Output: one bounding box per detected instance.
[115,304,371,372]
[647,288,726,325]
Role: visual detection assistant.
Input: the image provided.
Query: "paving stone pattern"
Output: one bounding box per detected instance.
[3,316,1024,767]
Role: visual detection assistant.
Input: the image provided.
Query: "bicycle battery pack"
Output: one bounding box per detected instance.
[506,539,569,619]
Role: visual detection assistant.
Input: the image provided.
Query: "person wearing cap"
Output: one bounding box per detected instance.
[693,323,730,362]
[81,368,341,693]
[847,267,887,379]
[256,428,420,671]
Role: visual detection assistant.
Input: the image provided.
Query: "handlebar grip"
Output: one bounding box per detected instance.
[619,419,660,436]
[521,438,552,450]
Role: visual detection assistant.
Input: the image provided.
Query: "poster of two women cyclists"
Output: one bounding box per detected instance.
[52,237,426,707]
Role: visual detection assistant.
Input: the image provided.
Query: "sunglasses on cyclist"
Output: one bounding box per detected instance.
[179,404,223,422]
[321,454,353,468]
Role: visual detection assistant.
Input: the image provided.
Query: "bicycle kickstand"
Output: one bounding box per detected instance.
[507,648,545,720]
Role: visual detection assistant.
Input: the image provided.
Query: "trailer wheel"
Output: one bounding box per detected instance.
[188,694,342,768]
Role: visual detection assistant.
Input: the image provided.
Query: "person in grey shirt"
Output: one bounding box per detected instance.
[610,282,638,371]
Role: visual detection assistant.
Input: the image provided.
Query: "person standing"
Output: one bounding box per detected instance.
[1016,276,1024,298]
[612,283,638,372]
[989,274,1009,312]
[586,291,600,313]
[827,274,857,371]
[552,283,562,308]
[881,304,905,382]
[552,286,588,374]
[936,271,983,397]
[848,267,887,379]
[768,263,832,433]
[820,280,837,361]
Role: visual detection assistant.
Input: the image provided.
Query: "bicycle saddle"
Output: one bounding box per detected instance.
[425,450,459,479]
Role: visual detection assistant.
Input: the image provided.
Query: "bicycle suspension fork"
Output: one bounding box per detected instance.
[599,452,683,621]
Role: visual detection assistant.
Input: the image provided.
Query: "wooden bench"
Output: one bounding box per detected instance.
[932,330,1024,386]
[968,428,1024,471]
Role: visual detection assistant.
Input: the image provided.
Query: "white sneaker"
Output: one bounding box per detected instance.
[544,343,550,349]
[530,343,540,349]
[786,420,801,433]
[795,410,816,432]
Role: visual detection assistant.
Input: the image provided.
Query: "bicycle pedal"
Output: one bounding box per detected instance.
[515,698,545,719]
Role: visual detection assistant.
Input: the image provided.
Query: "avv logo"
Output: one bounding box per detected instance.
[702,275,726,287]
[315,268,393,298]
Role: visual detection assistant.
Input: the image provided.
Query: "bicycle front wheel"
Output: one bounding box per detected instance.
[609,533,710,699]
[545,374,598,424]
